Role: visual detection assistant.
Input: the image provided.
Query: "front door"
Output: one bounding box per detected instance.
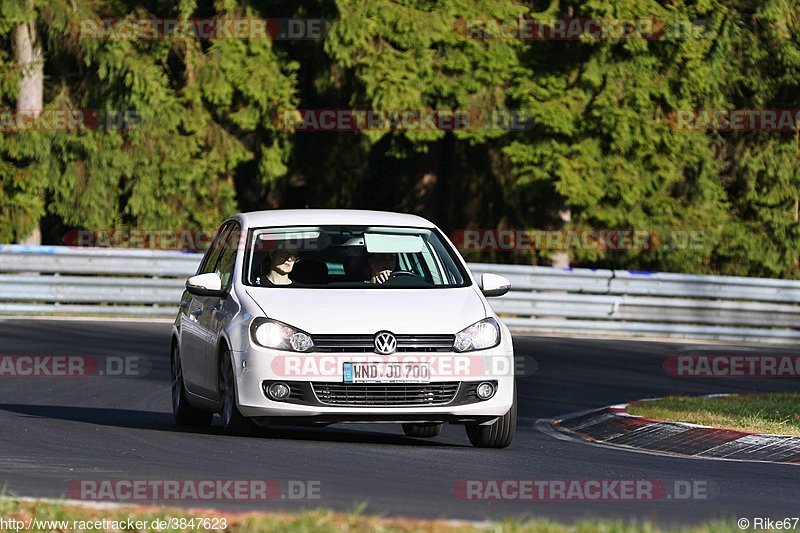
[181,223,231,397]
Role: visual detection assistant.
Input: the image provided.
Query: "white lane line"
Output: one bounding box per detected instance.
[0,316,172,324]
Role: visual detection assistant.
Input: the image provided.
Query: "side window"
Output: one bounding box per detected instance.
[198,224,231,275]
[215,224,241,289]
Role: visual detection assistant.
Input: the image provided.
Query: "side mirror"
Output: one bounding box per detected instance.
[480,273,511,297]
[186,273,225,297]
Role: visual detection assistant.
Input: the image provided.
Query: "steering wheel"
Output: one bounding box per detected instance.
[389,270,418,279]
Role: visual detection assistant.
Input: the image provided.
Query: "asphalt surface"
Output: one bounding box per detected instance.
[0,318,798,524]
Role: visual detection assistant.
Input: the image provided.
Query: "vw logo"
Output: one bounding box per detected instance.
[374,331,397,355]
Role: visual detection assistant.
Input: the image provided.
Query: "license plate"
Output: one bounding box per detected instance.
[343,362,430,384]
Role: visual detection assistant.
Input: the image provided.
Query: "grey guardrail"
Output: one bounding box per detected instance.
[1,245,798,343]
[470,264,800,343]
[0,245,199,317]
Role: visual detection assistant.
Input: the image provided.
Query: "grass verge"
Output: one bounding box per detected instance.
[627,393,800,436]
[0,498,748,532]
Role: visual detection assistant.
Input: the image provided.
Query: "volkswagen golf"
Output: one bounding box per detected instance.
[170,209,516,448]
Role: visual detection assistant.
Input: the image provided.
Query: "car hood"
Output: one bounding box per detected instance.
[244,287,487,334]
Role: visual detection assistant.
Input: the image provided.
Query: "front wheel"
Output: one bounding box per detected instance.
[402,423,443,438]
[465,386,516,448]
[171,344,213,426]
[219,350,257,436]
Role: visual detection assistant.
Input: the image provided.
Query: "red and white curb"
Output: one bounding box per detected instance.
[540,397,800,465]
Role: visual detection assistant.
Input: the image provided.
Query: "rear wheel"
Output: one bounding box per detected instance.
[402,423,443,438]
[465,385,516,448]
[219,350,257,436]
[171,344,213,426]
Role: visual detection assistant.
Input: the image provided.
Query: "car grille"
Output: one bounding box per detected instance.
[312,334,455,353]
[311,382,460,406]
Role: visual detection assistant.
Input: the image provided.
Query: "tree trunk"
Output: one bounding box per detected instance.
[13,4,44,245]
[550,207,571,268]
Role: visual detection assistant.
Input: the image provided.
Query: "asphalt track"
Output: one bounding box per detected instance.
[0,318,798,524]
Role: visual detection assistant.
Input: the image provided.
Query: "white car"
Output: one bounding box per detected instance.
[170,209,516,448]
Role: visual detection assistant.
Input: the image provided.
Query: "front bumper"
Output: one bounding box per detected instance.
[231,344,515,422]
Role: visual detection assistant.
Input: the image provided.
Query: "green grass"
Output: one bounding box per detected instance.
[627,393,800,436]
[0,498,753,532]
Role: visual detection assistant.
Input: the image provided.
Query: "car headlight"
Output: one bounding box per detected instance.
[453,317,500,352]
[250,318,314,352]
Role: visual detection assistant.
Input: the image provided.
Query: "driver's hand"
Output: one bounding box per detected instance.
[371,270,392,284]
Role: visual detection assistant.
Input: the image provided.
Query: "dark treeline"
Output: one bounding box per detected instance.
[0,0,798,277]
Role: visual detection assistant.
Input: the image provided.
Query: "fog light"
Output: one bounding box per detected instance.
[267,382,291,401]
[476,381,496,400]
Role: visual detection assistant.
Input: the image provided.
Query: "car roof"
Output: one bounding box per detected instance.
[230,209,437,229]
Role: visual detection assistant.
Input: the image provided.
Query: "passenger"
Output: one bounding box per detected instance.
[368,252,396,284]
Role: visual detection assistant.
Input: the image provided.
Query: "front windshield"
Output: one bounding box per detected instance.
[243,225,470,288]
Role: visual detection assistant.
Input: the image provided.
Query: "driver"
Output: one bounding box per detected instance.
[367,252,396,284]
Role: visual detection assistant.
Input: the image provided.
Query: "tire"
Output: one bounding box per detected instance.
[219,349,257,436]
[402,423,443,438]
[465,385,516,448]
[171,344,213,426]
